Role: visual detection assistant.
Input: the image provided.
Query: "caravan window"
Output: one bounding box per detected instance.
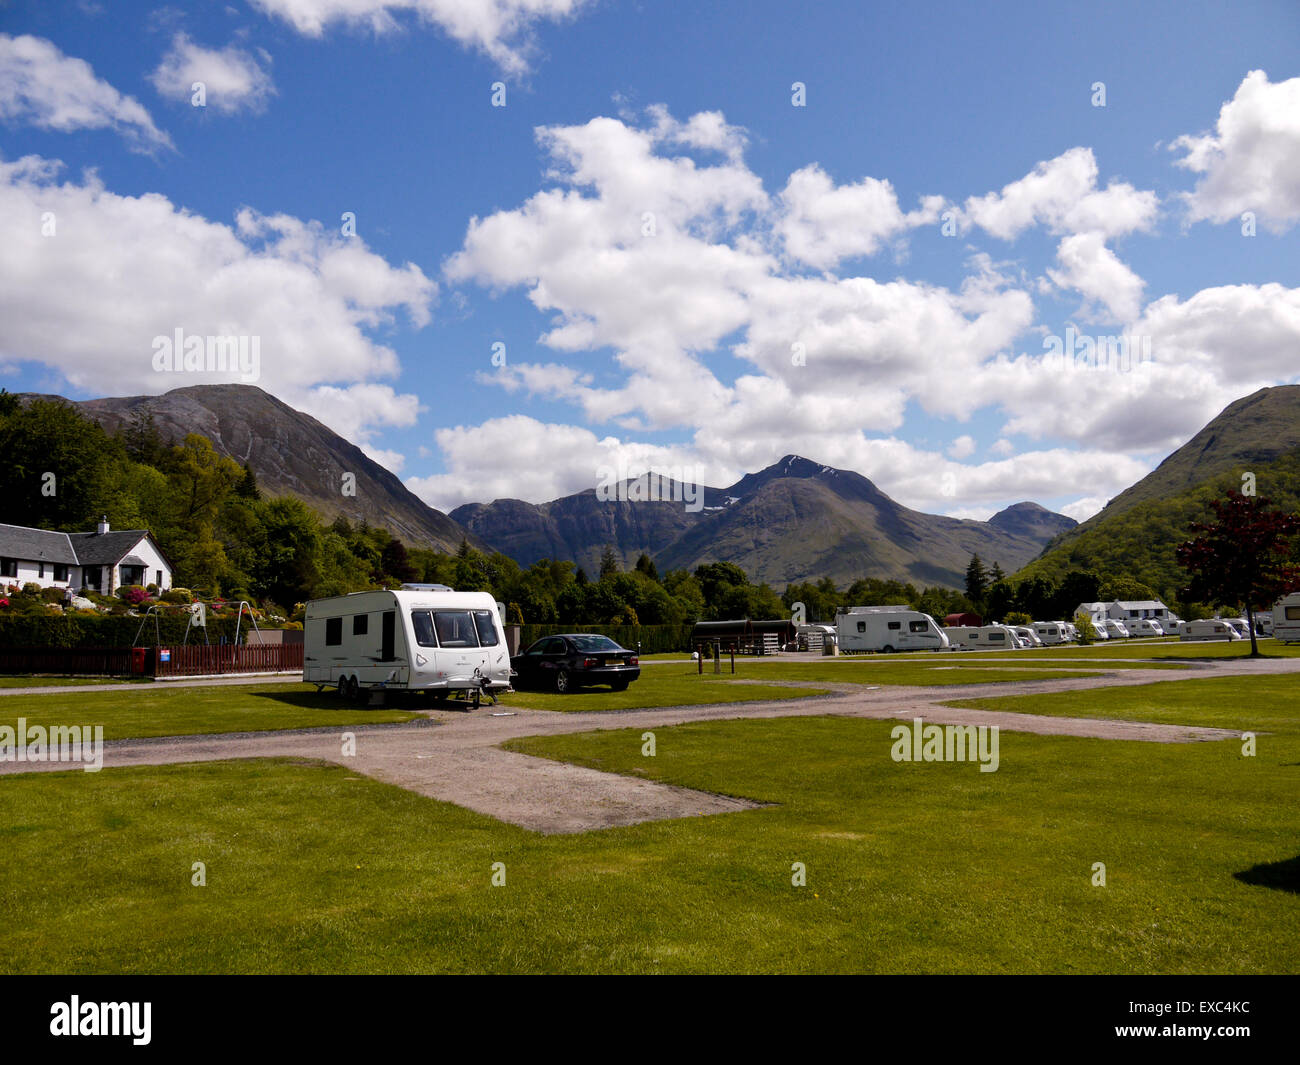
[353,614,368,636]
[857,621,866,633]
[472,610,500,646]
[988,633,1005,641]
[908,620,928,633]
[1286,607,1300,621]
[887,621,901,630]
[325,617,342,646]
[411,611,438,647]
[434,611,479,648]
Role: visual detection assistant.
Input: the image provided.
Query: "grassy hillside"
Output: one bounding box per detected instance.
[1016,447,1300,601]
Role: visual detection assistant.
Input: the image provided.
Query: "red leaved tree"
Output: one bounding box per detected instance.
[1176,490,1300,657]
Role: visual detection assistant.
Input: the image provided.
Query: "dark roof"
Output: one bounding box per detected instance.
[65,530,156,566]
[0,523,78,565]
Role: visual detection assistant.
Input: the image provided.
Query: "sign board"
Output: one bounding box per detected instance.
[159,649,171,663]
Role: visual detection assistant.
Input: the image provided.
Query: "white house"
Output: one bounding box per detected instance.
[0,517,173,596]
[1076,599,1173,624]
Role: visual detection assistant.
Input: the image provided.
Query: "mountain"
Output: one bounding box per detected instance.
[454,455,1075,589]
[1016,385,1300,598]
[32,384,482,553]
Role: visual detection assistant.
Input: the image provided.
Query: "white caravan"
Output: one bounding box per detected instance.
[304,586,512,703]
[1031,621,1070,645]
[945,624,1022,650]
[1222,617,1250,640]
[1103,619,1131,639]
[1128,618,1167,637]
[837,606,949,653]
[1013,626,1043,648]
[1274,593,1300,643]
[1180,619,1242,642]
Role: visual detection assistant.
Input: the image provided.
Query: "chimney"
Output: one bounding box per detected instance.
[96,515,110,535]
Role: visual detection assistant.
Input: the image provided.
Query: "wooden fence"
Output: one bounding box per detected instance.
[154,643,303,677]
[0,646,141,676]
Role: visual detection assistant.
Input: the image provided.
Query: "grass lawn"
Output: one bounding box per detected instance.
[0,676,153,688]
[2,707,1296,973]
[944,673,1300,737]
[1002,638,1300,661]
[0,682,420,739]
[498,671,831,711]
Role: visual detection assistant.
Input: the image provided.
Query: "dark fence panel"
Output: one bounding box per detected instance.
[517,623,695,654]
[155,644,303,677]
[0,646,143,676]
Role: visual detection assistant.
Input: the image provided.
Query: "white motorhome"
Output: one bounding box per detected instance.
[1180,619,1242,642]
[1031,621,1070,645]
[304,586,512,703]
[837,606,949,653]
[1221,617,1250,640]
[1273,593,1300,643]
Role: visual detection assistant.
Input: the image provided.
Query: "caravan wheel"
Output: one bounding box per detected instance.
[881,645,895,654]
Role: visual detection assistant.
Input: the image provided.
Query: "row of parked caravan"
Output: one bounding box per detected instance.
[943,621,1078,650]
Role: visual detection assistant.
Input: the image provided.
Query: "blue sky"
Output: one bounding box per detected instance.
[1,0,1299,523]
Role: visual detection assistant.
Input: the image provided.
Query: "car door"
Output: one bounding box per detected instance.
[534,637,569,685]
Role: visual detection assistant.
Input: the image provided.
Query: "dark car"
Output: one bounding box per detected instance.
[510,633,641,693]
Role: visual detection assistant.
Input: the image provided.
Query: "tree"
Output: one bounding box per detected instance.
[964,554,989,606]
[989,561,1006,584]
[381,538,416,584]
[235,463,261,501]
[599,544,621,579]
[634,553,659,583]
[1176,490,1300,657]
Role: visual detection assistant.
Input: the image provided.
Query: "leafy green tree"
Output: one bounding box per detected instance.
[634,553,659,583]
[1177,490,1300,657]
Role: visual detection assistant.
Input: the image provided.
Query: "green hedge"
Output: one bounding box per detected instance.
[517,623,694,654]
[0,614,247,648]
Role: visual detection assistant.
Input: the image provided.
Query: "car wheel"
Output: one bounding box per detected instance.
[554,669,570,694]
[611,680,629,692]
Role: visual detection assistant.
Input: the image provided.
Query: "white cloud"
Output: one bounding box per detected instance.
[0,34,170,150]
[1060,496,1107,522]
[150,33,275,115]
[962,147,1157,240]
[777,164,943,269]
[1047,232,1145,323]
[1173,70,1300,232]
[0,155,435,445]
[948,434,976,459]
[989,438,1015,457]
[248,0,593,76]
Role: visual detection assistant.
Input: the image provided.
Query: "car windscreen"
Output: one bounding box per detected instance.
[472,610,499,646]
[569,635,623,653]
[434,610,479,648]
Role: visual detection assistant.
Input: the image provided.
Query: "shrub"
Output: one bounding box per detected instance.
[117,585,150,606]
[146,583,159,596]
[160,588,192,604]
[40,586,65,603]
[21,582,43,597]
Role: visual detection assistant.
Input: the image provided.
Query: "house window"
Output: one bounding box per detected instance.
[156,570,164,586]
[0,558,16,579]
[325,617,343,646]
[352,614,368,636]
[38,562,45,578]
[53,564,69,582]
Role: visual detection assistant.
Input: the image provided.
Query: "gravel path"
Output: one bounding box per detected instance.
[5,656,1292,834]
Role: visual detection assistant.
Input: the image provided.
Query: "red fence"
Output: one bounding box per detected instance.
[154,643,303,677]
[0,643,303,677]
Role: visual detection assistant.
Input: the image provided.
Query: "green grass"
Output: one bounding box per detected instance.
[2,708,1297,973]
[0,676,152,688]
[0,682,419,739]
[1000,638,1300,661]
[944,673,1300,737]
